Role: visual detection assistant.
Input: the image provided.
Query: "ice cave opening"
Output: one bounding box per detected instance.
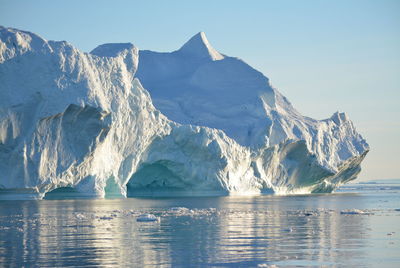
[126,161,191,197]
[43,187,80,200]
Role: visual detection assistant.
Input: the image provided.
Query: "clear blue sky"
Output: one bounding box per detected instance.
[1,0,399,180]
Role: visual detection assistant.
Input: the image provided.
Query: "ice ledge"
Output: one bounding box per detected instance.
[90,42,139,75]
[91,43,136,58]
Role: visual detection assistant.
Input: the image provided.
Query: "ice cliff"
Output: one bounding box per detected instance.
[0,27,369,199]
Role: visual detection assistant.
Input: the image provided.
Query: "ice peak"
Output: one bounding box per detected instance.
[178,32,224,61]
[331,111,349,125]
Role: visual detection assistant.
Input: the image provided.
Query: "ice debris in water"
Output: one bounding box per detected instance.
[74,213,86,220]
[257,264,278,268]
[282,227,293,232]
[168,207,190,214]
[73,212,97,220]
[136,214,159,222]
[340,209,373,215]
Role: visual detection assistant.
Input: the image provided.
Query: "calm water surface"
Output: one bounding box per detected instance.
[0,181,399,267]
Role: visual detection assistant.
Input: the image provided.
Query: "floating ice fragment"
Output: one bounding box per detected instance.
[257,264,278,268]
[168,207,192,216]
[74,213,86,220]
[282,227,293,232]
[136,214,159,222]
[169,207,190,213]
[340,209,373,215]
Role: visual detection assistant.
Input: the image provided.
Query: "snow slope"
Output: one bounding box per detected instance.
[0,27,369,199]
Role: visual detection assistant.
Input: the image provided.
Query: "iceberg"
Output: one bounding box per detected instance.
[0,27,369,199]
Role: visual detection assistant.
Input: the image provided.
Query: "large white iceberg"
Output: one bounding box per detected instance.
[0,27,369,199]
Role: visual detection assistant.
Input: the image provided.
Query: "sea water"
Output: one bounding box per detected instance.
[0,180,399,267]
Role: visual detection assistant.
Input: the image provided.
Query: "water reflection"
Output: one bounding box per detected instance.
[0,193,395,267]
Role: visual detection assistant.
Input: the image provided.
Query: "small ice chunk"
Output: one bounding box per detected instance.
[282,227,293,232]
[136,214,159,222]
[74,213,85,220]
[257,264,278,268]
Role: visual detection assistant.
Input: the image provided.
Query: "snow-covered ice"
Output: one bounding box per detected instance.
[0,27,369,199]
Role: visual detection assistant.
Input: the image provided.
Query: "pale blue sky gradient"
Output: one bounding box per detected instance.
[1,0,399,180]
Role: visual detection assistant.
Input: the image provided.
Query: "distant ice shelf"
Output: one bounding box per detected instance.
[0,26,369,199]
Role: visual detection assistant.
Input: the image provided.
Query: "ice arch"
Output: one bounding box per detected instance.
[126,160,192,197]
[43,187,79,200]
